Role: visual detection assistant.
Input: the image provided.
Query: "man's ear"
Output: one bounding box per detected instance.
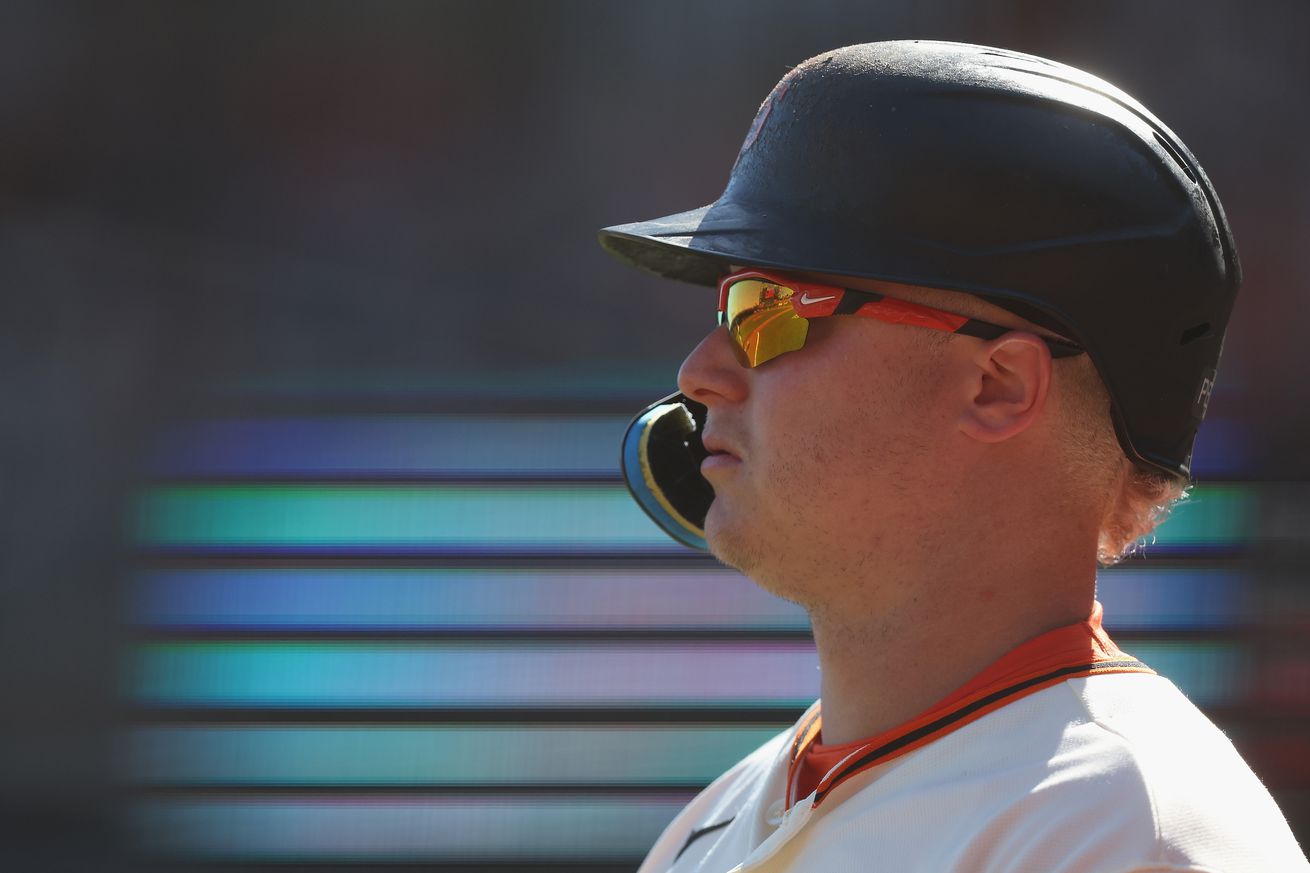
[958,333,1052,444]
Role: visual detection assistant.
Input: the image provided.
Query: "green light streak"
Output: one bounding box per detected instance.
[136,484,672,549]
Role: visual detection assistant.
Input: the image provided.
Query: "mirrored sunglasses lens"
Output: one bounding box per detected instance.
[724,280,809,367]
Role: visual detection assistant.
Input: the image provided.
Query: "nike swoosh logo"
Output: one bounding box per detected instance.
[799,293,836,304]
[675,818,735,861]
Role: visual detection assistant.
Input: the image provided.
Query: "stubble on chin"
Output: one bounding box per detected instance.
[703,503,751,572]
[706,508,815,609]
[704,501,765,579]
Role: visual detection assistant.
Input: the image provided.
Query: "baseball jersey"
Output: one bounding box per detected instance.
[639,607,1309,873]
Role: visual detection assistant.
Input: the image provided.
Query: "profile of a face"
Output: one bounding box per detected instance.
[678,303,959,604]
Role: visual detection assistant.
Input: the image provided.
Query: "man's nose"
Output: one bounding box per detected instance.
[677,326,748,406]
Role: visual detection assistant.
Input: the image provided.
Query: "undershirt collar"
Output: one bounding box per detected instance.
[786,602,1154,810]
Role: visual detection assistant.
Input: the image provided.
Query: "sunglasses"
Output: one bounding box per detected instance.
[716,270,1084,368]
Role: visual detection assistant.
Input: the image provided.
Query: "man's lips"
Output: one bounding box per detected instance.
[701,434,741,462]
[702,432,744,458]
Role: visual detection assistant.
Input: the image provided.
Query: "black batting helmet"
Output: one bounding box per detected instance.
[601,40,1240,551]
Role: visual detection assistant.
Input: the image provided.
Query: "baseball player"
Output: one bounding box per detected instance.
[599,42,1309,872]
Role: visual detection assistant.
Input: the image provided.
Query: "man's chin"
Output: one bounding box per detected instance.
[702,505,760,576]
[702,505,814,607]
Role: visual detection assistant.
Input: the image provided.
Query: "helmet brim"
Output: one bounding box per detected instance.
[598,200,840,289]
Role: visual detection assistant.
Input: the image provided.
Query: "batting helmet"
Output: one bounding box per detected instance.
[601,40,1240,551]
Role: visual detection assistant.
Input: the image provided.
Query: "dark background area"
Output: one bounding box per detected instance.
[2,1,1307,869]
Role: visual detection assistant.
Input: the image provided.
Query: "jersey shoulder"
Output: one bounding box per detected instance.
[1058,672,1308,871]
[800,674,1308,873]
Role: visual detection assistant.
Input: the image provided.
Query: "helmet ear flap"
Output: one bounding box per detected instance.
[620,393,713,550]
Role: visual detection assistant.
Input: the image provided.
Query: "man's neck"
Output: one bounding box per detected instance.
[806,560,1096,746]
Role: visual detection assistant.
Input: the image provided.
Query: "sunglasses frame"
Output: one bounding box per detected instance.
[716,270,1084,367]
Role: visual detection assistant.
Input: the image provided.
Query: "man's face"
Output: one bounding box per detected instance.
[677,277,962,605]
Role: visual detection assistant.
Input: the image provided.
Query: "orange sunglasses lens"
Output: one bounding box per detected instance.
[718,279,811,367]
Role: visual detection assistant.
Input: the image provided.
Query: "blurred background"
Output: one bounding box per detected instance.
[2,1,1307,870]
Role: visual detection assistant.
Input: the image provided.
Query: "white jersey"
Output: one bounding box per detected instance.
[639,670,1307,872]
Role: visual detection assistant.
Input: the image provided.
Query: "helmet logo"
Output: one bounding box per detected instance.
[1193,368,1217,420]
[735,74,796,168]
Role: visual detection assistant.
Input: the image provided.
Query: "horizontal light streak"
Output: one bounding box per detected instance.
[147,415,630,477]
[131,566,1250,632]
[1141,485,1255,550]
[131,567,806,631]
[132,641,823,708]
[132,483,1253,553]
[145,413,1247,478]
[217,364,678,401]
[1095,568,1251,629]
[1115,641,1248,706]
[135,484,678,552]
[131,639,1245,709]
[127,724,784,786]
[133,794,684,860]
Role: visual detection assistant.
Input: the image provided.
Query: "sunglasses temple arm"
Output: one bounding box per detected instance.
[954,319,1084,359]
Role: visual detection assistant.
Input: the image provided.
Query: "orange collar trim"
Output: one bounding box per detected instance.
[788,602,1154,809]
